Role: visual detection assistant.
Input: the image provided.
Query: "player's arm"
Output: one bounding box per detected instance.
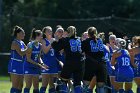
[111,52,118,66]
[129,49,137,68]
[41,39,51,54]
[11,41,27,56]
[38,45,49,69]
[38,45,44,65]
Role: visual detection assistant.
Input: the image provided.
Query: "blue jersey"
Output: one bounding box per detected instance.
[109,46,113,59]
[10,39,26,62]
[42,38,57,68]
[104,45,110,62]
[133,53,140,77]
[134,53,140,67]
[116,49,133,75]
[24,41,41,68]
[8,39,26,75]
[116,49,131,68]
[104,45,112,75]
[82,38,105,62]
[115,49,134,82]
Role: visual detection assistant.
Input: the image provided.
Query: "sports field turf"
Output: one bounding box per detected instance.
[0,76,137,93]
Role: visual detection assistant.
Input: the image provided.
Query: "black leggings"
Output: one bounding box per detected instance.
[60,60,85,87]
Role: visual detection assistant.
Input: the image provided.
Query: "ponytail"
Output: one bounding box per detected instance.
[87,27,97,41]
[30,28,36,40]
[30,28,42,41]
[67,26,76,37]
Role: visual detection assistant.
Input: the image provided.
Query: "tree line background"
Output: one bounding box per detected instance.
[0,0,140,75]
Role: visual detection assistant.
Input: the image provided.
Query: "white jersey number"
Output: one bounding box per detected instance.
[122,57,130,66]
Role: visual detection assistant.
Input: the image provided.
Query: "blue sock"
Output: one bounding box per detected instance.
[17,89,22,93]
[86,88,93,93]
[125,89,133,93]
[137,87,140,93]
[56,79,62,92]
[119,89,124,93]
[10,87,18,93]
[74,85,82,93]
[111,85,115,93]
[49,88,56,93]
[40,87,46,93]
[58,84,68,93]
[96,87,106,93]
[24,88,30,93]
[114,89,118,93]
[33,89,39,93]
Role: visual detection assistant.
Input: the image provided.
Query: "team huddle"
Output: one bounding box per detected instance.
[8,25,140,93]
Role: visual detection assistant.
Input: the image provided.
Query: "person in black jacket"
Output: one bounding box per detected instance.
[82,27,107,93]
[52,26,85,93]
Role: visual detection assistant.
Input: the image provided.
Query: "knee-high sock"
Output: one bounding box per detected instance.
[24,88,30,93]
[17,89,22,93]
[40,87,46,93]
[125,89,133,93]
[74,85,82,93]
[33,89,39,93]
[96,86,106,93]
[10,88,18,93]
[119,89,124,93]
[49,88,56,93]
[137,87,140,93]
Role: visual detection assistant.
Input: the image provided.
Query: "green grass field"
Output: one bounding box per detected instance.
[0,76,138,93]
[0,76,39,93]
[0,82,46,93]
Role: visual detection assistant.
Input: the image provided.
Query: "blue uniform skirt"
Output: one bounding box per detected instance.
[24,62,40,75]
[41,58,58,74]
[116,67,134,83]
[8,59,24,75]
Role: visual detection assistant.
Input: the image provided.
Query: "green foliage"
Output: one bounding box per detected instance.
[3,0,140,18]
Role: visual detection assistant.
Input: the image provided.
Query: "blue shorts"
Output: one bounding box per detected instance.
[8,60,24,75]
[41,67,58,74]
[24,66,40,75]
[133,67,140,78]
[116,69,134,82]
